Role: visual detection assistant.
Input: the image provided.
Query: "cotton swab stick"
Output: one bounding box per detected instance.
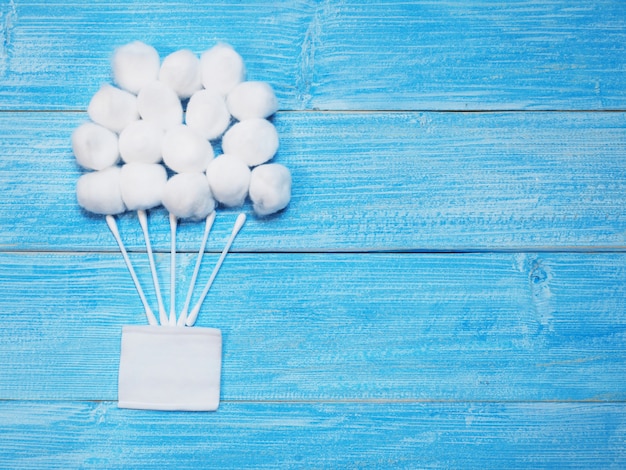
[169,213,177,325]
[177,211,216,326]
[186,213,246,327]
[105,215,158,326]
[137,210,167,326]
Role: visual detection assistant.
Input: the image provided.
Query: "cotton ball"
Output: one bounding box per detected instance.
[112,41,160,94]
[200,43,246,95]
[76,166,126,215]
[137,81,183,130]
[118,120,163,164]
[162,124,214,173]
[120,162,167,211]
[227,81,278,121]
[249,163,291,216]
[158,49,203,99]
[88,84,139,133]
[221,118,279,167]
[162,172,216,220]
[206,154,251,207]
[185,89,231,140]
[72,122,119,170]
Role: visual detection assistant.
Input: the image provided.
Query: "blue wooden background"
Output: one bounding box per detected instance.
[1,1,626,468]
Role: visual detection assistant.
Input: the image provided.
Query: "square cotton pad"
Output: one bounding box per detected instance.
[118,325,222,411]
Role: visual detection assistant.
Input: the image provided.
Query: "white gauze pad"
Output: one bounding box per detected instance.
[112,41,160,94]
[72,122,119,170]
[120,162,168,211]
[249,163,292,216]
[221,118,279,167]
[88,84,139,133]
[76,166,126,215]
[159,49,203,99]
[137,81,183,130]
[162,124,214,173]
[118,326,222,411]
[185,89,231,141]
[206,154,251,207]
[200,43,246,95]
[118,120,164,164]
[162,172,216,220]
[227,81,278,121]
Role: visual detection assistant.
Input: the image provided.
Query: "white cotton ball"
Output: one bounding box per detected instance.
[227,81,278,121]
[249,163,292,216]
[76,166,126,215]
[200,43,246,95]
[118,120,164,164]
[112,41,160,94]
[206,154,251,207]
[185,89,231,141]
[162,172,216,220]
[72,122,119,170]
[162,124,214,173]
[88,84,139,133]
[137,81,183,130]
[158,49,203,99]
[120,162,167,211]
[221,118,279,167]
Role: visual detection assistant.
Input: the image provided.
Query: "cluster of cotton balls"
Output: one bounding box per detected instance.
[73,41,292,220]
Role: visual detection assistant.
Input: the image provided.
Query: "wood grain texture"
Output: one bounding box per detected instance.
[2,1,626,467]
[308,0,626,111]
[1,401,625,469]
[0,0,314,110]
[1,251,625,401]
[1,111,625,252]
[2,1,626,111]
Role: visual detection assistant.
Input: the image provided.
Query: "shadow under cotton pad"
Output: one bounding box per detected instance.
[118,325,222,411]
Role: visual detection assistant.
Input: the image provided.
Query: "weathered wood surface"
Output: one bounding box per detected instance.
[2,401,625,469]
[1,251,625,402]
[2,1,626,111]
[1,0,626,468]
[2,111,626,252]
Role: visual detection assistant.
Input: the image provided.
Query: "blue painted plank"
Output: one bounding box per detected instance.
[1,111,626,252]
[309,0,626,111]
[3,1,626,111]
[1,401,625,469]
[0,0,313,110]
[1,252,625,401]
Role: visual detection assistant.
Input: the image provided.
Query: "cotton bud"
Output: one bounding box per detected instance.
[112,41,160,94]
[76,166,126,215]
[227,81,278,121]
[162,124,214,173]
[120,162,168,211]
[137,81,183,130]
[159,49,203,99]
[206,154,251,207]
[88,84,139,133]
[72,122,119,170]
[162,172,216,220]
[249,163,291,216]
[222,118,279,167]
[118,120,163,164]
[200,43,245,95]
[185,89,231,140]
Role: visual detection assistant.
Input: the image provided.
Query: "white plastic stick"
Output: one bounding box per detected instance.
[186,213,246,327]
[169,213,177,325]
[178,211,216,326]
[106,215,158,326]
[137,210,168,326]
